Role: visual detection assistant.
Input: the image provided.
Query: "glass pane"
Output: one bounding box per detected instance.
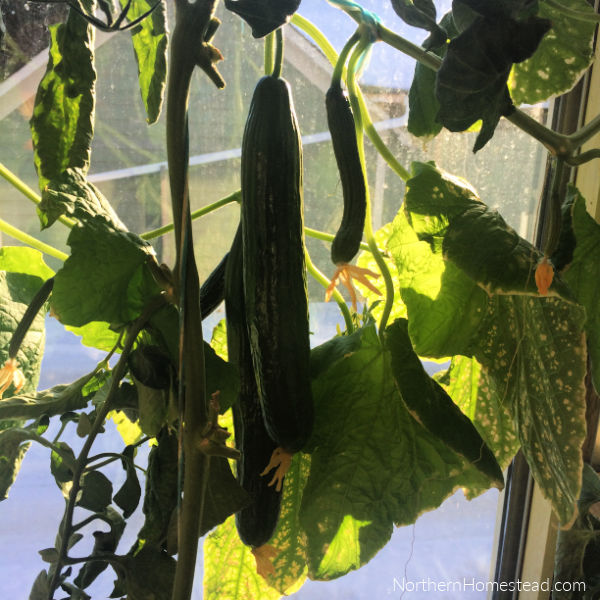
[0,0,549,597]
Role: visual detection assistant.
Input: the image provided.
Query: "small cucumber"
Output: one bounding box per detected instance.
[225,225,282,547]
[326,81,367,266]
[241,75,313,454]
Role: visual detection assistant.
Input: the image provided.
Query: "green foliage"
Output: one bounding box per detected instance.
[554,465,600,599]
[563,190,600,393]
[435,12,550,151]
[44,170,159,327]
[301,325,492,580]
[3,1,600,597]
[388,161,588,524]
[30,4,96,189]
[510,0,597,105]
[0,371,99,421]
[0,423,31,500]
[113,446,142,518]
[123,0,168,124]
[224,0,301,38]
[0,248,49,499]
[386,318,503,485]
[435,356,520,470]
[204,451,310,598]
[78,469,114,512]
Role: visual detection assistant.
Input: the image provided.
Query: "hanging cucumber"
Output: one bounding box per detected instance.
[327,80,367,266]
[323,33,381,312]
[225,225,282,550]
[241,73,313,489]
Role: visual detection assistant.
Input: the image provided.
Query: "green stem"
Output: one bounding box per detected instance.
[356,93,411,181]
[264,31,275,75]
[46,296,165,600]
[305,248,354,333]
[167,4,216,600]
[543,158,567,257]
[544,0,600,22]
[12,429,77,470]
[332,32,360,86]
[304,225,375,253]
[0,218,68,261]
[506,108,572,156]
[377,23,442,71]
[9,277,54,359]
[272,27,284,78]
[567,148,600,166]
[291,14,338,65]
[0,163,76,229]
[569,112,600,147]
[292,14,410,180]
[53,418,70,444]
[347,40,395,336]
[140,190,241,240]
[72,511,119,532]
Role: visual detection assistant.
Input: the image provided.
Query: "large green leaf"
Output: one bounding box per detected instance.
[510,0,597,105]
[39,168,159,328]
[0,371,98,421]
[388,208,487,358]
[121,0,168,124]
[300,325,492,580]
[388,163,588,523]
[203,516,281,600]
[474,294,586,524]
[200,456,251,537]
[39,168,126,230]
[203,452,310,599]
[30,4,96,189]
[355,223,406,324]
[0,251,48,499]
[0,262,48,394]
[0,247,54,281]
[51,222,158,327]
[435,356,520,470]
[408,54,443,139]
[406,12,458,140]
[386,318,503,485]
[224,0,301,38]
[563,191,600,393]
[137,429,179,549]
[65,321,120,353]
[435,14,550,151]
[120,545,176,600]
[404,161,571,298]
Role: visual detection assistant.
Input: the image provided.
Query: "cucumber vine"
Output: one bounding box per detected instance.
[1,1,600,599]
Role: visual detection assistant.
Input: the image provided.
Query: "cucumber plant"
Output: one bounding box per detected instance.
[1,0,600,599]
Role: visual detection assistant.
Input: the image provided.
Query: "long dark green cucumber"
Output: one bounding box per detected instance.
[199,252,228,318]
[386,318,504,487]
[225,225,282,547]
[241,75,313,453]
[326,81,367,266]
